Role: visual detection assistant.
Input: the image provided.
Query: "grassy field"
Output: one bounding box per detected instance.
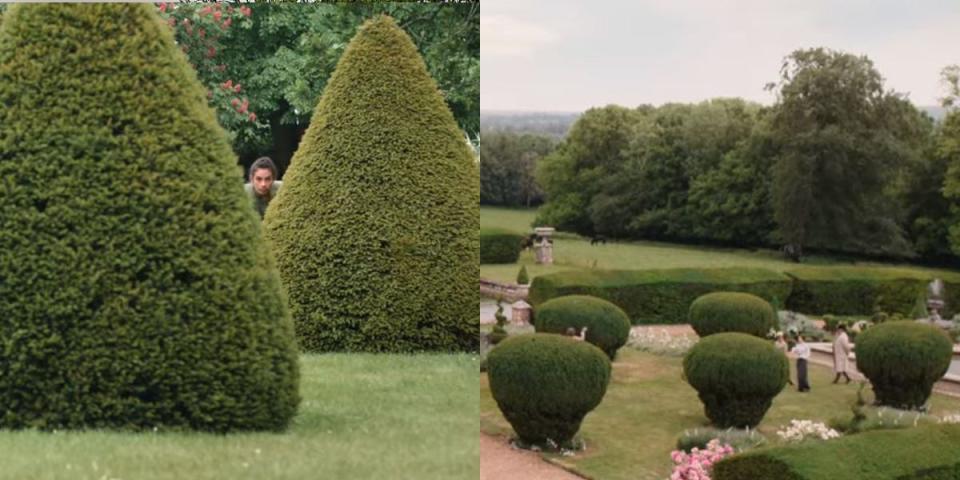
[480,207,959,284]
[1,354,478,480]
[481,348,960,480]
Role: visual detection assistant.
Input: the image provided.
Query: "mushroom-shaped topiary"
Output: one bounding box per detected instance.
[689,292,777,338]
[684,333,788,428]
[0,3,299,431]
[855,321,953,409]
[263,15,479,353]
[534,295,632,359]
[487,334,611,446]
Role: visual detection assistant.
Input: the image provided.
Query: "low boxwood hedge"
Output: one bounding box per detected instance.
[480,228,525,264]
[784,266,960,317]
[713,424,960,480]
[528,268,792,325]
[689,292,777,338]
[534,295,632,359]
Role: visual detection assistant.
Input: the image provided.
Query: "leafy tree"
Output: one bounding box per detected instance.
[940,65,960,256]
[161,3,478,175]
[480,130,554,207]
[263,16,478,352]
[0,3,298,431]
[768,48,919,258]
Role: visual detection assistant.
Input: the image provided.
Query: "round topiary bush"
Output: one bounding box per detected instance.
[683,333,788,428]
[855,321,953,409]
[689,292,777,338]
[0,4,299,431]
[534,295,632,359]
[487,334,611,446]
[263,16,479,352]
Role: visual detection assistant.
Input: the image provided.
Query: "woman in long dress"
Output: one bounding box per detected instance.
[832,324,852,384]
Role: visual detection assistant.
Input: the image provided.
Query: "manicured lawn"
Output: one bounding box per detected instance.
[0,354,478,480]
[481,348,960,480]
[480,207,960,284]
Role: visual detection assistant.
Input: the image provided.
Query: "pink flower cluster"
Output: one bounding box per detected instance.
[669,439,734,480]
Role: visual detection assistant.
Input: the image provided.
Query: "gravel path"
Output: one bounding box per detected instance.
[480,434,585,480]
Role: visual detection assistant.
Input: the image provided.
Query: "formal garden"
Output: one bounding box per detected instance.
[0,4,478,479]
[480,208,960,479]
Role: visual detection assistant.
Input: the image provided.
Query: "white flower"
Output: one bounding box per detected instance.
[776,419,840,442]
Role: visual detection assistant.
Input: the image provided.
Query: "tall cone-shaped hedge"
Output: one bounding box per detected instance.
[0,4,299,431]
[263,16,479,352]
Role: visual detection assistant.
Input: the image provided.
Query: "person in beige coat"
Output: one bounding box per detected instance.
[832,324,853,384]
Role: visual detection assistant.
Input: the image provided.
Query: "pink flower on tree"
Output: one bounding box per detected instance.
[248,113,257,122]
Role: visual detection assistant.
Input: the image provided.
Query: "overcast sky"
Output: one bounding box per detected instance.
[481,0,960,112]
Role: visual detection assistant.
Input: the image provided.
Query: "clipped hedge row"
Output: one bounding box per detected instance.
[784,266,960,317]
[713,424,960,480]
[528,268,792,325]
[480,228,525,264]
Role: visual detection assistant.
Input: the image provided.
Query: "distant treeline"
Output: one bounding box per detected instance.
[531,48,960,265]
[480,111,580,139]
[480,130,556,207]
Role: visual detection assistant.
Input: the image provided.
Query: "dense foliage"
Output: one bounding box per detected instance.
[487,334,611,446]
[713,424,960,480]
[683,333,788,428]
[480,227,525,264]
[263,16,478,353]
[160,3,479,172]
[855,322,953,409]
[688,292,777,338]
[480,130,555,207]
[528,268,792,324]
[534,47,955,264]
[0,3,299,431]
[534,295,632,359]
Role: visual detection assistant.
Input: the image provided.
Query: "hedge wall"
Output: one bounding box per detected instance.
[263,16,478,352]
[528,268,792,325]
[480,227,524,264]
[784,267,960,317]
[713,424,960,480]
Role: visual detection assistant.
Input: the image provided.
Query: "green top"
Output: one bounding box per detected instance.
[244,181,283,219]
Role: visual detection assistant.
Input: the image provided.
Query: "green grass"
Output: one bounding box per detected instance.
[480,207,960,284]
[481,348,960,480]
[0,354,478,480]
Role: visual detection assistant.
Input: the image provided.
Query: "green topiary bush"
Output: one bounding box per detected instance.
[688,292,777,338]
[517,265,530,285]
[487,334,611,446]
[480,228,524,264]
[529,267,792,325]
[534,295,631,359]
[683,333,788,428]
[263,16,479,352]
[713,424,960,480]
[0,3,299,431]
[854,321,953,409]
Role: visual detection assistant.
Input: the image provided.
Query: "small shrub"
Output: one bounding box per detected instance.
[683,333,788,428]
[689,292,777,338]
[486,334,611,447]
[517,265,530,285]
[855,321,953,410]
[534,295,632,359]
[676,427,767,453]
[480,228,525,264]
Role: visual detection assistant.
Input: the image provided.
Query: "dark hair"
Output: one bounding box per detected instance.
[837,324,847,332]
[248,156,277,181]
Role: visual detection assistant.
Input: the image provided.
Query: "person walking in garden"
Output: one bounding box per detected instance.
[791,333,811,392]
[832,324,853,384]
[244,156,283,219]
[775,332,794,386]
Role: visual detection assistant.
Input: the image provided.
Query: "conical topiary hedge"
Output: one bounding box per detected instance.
[263,16,479,352]
[0,4,299,431]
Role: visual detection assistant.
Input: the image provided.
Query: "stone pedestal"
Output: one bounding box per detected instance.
[533,227,556,265]
[511,300,532,326]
